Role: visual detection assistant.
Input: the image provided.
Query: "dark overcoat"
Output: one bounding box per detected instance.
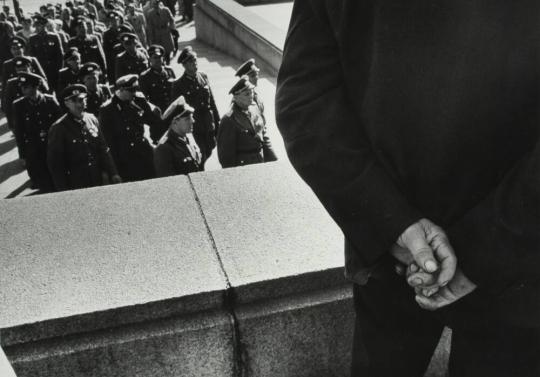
[154,131,202,177]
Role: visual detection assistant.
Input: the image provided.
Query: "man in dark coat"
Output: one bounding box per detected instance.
[48,84,121,191]
[276,1,540,377]
[154,96,202,177]
[102,11,130,81]
[99,74,162,182]
[27,14,64,91]
[114,32,148,79]
[171,46,220,168]
[12,72,62,192]
[217,76,276,169]
[139,44,175,112]
[57,47,82,94]
[1,36,47,89]
[235,58,265,124]
[67,17,107,74]
[80,62,111,116]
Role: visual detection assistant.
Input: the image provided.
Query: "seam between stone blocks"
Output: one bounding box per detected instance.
[187,176,248,377]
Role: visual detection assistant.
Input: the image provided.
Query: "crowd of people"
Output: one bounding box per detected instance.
[0,0,277,194]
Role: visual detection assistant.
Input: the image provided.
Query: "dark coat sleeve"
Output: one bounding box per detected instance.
[154,144,175,177]
[217,115,237,168]
[98,105,119,164]
[262,127,277,162]
[275,0,421,266]
[47,121,68,191]
[11,99,25,159]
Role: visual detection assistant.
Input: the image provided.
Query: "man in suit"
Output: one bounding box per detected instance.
[276,1,540,377]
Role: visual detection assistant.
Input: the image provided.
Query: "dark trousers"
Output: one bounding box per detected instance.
[351,259,540,377]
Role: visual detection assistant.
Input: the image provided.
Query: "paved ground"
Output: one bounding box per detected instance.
[0,19,287,199]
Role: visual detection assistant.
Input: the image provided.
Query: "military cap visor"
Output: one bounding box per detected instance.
[18,72,42,86]
[178,47,197,64]
[33,14,48,24]
[235,58,260,77]
[13,56,33,67]
[120,32,138,43]
[62,84,88,101]
[229,76,255,95]
[79,63,100,77]
[10,36,26,48]
[148,45,165,57]
[163,96,194,120]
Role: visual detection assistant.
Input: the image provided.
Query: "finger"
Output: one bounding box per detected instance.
[431,234,457,286]
[407,271,437,287]
[421,286,440,297]
[407,236,438,273]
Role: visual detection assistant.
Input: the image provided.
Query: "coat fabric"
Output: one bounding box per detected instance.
[27,32,64,90]
[67,35,107,73]
[145,6,174,55]
[217,103,277,168]
[47,112,118,191]
[276,0,540,326]
[99,94,161,182]
[154,131,202,177]
[12,93,62,191]
[85,84,112,116]
[103,26,121,80]
[139,66,175,112]
[57,67,82,94]
[170,71,220,162]
[114,49,149,80]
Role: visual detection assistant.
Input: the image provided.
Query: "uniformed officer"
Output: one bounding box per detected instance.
[139,44,175,112]
[27,14,64,91]
[12,72,62,192]
[67,16,107,74]
[48,84,121,191]
[80,62,112,116]
[154,96,202,177]
[171,46,220,168]
[235,58,265,124]
[1,36,47,89]
[217,76,277,168]
[114,32,149,79]
[57,47,82,94]
[2,57,37,132]
[102,10,126,81]
[99,74,162,182]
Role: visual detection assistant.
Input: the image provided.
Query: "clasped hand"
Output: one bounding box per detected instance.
[391,219,476,310]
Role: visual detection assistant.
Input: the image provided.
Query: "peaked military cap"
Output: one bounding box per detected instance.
[33,14,48,25]
[64,47,81,61]
[13,56,32,68]
[148,44,165,57]
[163,96,194,120]
[18,72,42,86]
[61,84,88,101]
[10,36,26,48]
[235,58,260,77]
[120,32,138,43]
[108,10,123,20]
[178,46,197,64]
[73,16,88,27]
[229,75,255,95]
[79,62,100,77]
[116,74,139,89]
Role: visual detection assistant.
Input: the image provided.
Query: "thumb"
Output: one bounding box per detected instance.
[400,229,438,273]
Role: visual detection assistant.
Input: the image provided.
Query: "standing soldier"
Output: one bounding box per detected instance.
[47,84,121,191]
[80,62,112,116]
[102,10,126,81]
[154,96,202,177]
[99,74,162,182]
[145,0,174,64]
[114,32,148,79]
[27,14,63,91]
[57,47,82,94]
[171,46,220,169]
[1,36,46,89]
[12,72,62,192]
[235,58,265,124]
[67,16,107,75]
[217,76,277,168]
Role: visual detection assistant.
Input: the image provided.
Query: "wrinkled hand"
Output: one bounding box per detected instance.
[413,267,477,310]
[391,218,457,287]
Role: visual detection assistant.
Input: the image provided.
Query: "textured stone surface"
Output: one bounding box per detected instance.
[235,285,355,377]
[8,310,234,377]
[190,162,344,302]
[0,176,228,345]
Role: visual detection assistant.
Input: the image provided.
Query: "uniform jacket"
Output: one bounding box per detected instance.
[47,112,118,191]
[217,103,277,168]
[57,67,81,94]
[67,35,107,73]
[86,84,112,116]
[170,71,220,156]
[154,131,202,177]
[99,94,160,182]
[27,32,64,86]
[276,0,540,325]
[103,27,120,79]
[139,66,175,111]
[1,56,46,88]
[114,49,149,80]
[2,78,50,130]
[145,6,174,54]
